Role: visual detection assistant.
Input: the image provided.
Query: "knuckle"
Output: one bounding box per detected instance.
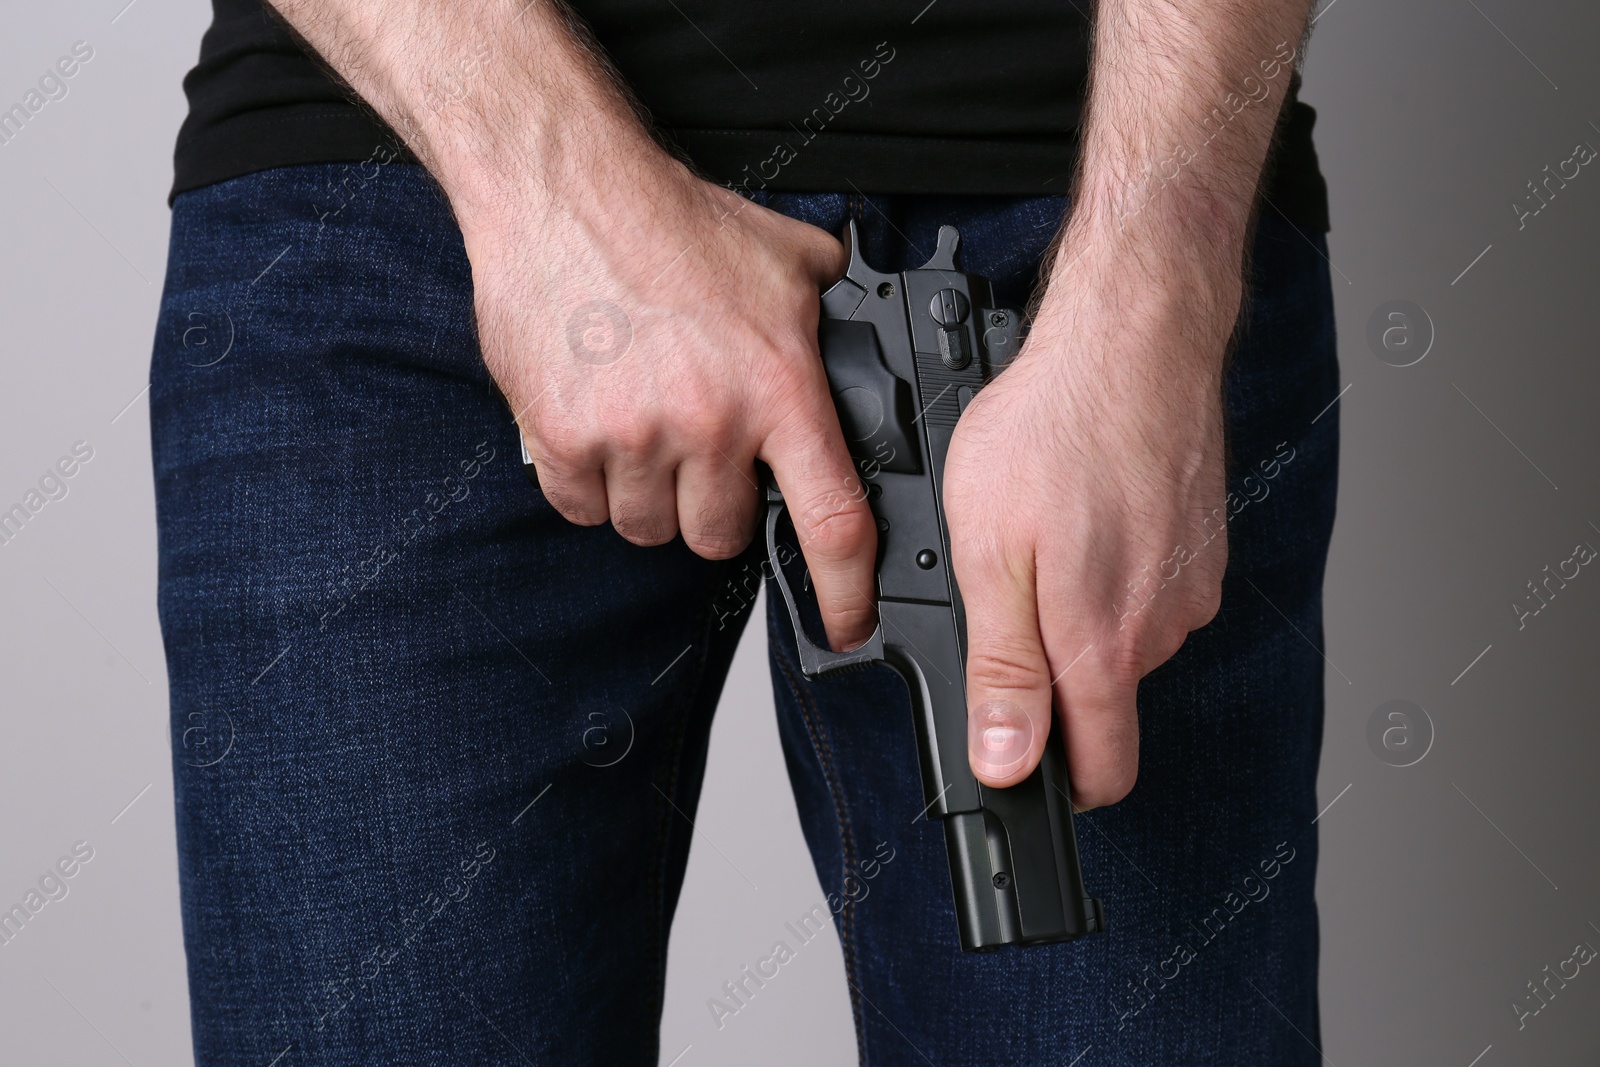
[798,228,846,276]
[674,395,741,455]
[597,404,658,457]
[1105,642,1146,685]
[762,361,827,427]
[819,598,875,636]
[540,483,608,531]
[1123,607,1181,658]
[1189,584,1223,630]
[682,507,754,559]
[769,328,819,365]
[609,503,674,547]
[968,643,1049,693]
[795,494,873,559]
[1084,641,1146,694]
[609,422,659,458]
[547,491,607,526]
[1152,626,1190,666]
[530,458,606,525]
[531,414,600,468]
[539,486,575,516]
[684,530,750,560]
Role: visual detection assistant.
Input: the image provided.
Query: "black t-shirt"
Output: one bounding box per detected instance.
[172,0,1329,230]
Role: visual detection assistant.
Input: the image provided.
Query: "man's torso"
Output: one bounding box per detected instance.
[172,0,1329,229]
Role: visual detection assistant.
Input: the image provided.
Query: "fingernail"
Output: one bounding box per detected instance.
[839,624,877,653]
[970,700,1034,778]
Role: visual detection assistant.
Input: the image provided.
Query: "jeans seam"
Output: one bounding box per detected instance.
[644,599,720,1059]
[772,642,869,1064]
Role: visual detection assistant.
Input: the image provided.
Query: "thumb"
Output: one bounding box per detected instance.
[961,555,1053,788]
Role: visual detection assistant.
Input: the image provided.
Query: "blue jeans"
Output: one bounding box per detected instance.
[151,165,1338,1065]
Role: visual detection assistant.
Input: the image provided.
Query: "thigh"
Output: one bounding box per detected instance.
[764,195,1339,1065]
[152,164,753,1066]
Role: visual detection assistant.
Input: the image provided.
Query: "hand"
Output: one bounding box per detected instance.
[266,0,880,652]
[462,162,878,651]
[944,249,1238,808]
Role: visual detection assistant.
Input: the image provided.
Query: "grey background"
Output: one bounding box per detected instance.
[2,0,1597,1064]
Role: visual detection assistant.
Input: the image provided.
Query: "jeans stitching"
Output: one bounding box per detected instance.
[644,595,721,1058]
[772,641,870,1064]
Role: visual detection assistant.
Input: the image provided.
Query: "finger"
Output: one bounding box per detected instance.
[1054,647,1142,810]
[761,401,877,651]
[959,549,1053,788]
[604,456,679,547]
[676,452,759,560]
[802,228,849,287]
[524,437,609,526]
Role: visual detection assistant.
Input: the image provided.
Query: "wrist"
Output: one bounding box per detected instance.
[1063,175,1251,286]
[351,11,683,247]
[426,86,684,244]
[1038,221,1244,358]
[1016,223,1244,406]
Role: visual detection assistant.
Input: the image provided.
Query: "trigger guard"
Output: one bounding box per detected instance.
[765,500,885,678]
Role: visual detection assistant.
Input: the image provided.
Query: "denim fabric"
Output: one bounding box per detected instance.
[151,164,1338,1066]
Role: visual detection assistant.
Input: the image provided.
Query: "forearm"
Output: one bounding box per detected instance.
[268,0,683,233]
[266,3,881,655]
[1058,0,1315,298]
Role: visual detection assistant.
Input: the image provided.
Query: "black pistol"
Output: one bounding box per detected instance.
[764,221,1105,951]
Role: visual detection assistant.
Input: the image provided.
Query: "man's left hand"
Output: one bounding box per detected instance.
[945,240,1241,809]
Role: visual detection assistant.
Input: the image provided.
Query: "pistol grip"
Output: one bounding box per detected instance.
[760,219,1103,952]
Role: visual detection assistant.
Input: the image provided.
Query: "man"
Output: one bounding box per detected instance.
[153,0,1336,1062]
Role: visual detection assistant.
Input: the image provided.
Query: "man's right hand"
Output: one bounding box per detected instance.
[467,168,878,651]
[269,0,878,652]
